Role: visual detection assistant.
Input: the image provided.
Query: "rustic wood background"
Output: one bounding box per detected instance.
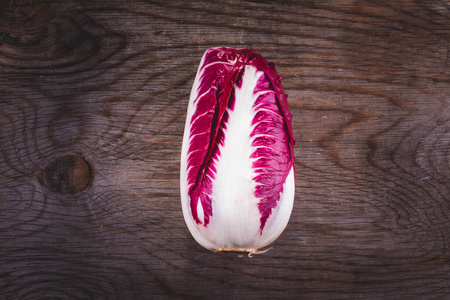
[1,0,449,299]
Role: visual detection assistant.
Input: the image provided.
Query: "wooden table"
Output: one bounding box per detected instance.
[1,1,449,298]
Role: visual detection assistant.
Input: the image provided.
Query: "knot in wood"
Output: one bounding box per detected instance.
[41,154,92,195]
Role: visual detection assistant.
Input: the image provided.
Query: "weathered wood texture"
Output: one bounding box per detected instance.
[1,0,449,299]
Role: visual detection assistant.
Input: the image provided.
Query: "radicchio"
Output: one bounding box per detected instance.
[180,47,295,254]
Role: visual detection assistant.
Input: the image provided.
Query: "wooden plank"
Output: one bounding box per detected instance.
[0,0,449,298]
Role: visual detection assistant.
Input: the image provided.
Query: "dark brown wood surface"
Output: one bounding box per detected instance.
[1,0,449,299]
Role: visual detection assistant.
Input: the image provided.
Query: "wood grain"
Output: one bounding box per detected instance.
[1,0,449,298]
